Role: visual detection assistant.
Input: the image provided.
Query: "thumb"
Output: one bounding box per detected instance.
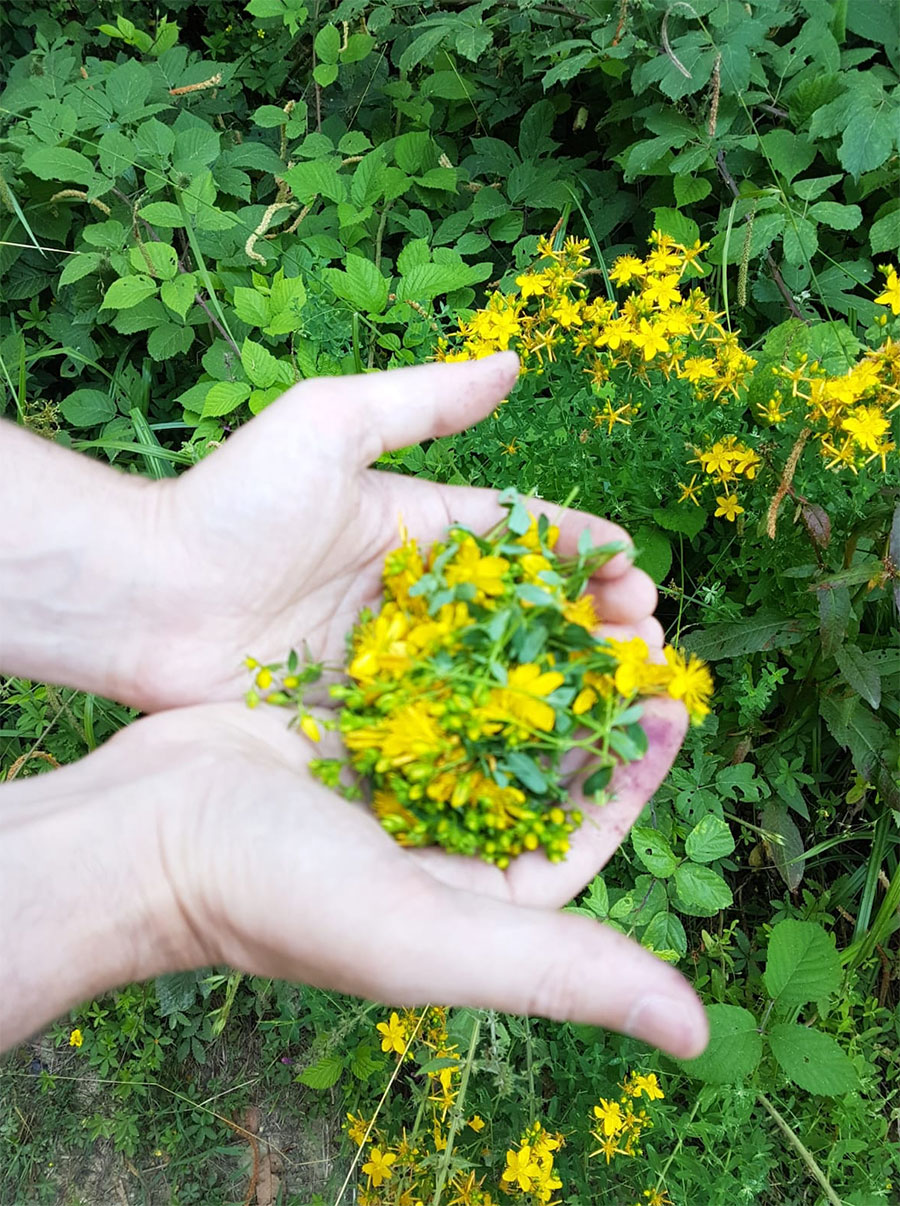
[356,876,709,1059]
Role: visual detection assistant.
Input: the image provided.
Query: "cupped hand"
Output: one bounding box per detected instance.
[133,354,662,710]
[103,698,706,1058]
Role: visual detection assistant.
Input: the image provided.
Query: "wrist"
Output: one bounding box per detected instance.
[0,423,176,707]
[0,723,207,1051]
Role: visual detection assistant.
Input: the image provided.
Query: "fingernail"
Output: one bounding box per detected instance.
[624,994,707,1058]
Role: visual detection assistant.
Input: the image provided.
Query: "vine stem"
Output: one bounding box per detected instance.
[757,1092,844,1205]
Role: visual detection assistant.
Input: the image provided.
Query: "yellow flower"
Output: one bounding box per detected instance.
[348,603,411,682]
[516,271,553,300]
[714,493,744,522]
[591,1133,623,1163]
[663,647,713,724]
[445,535,509,600]
[841,404,889,452]
[629,1071,665,1100]
[604,636,652,696]
[562,594,599,629]
[679,356,718,384]
[502,1145,542,1192]
[345,1112,369,1146]
[593,1098,625,1136]
[595,315,634,350]
[519,515,559,551]
[609,255,647,285]
[68,1028,83,1049]
[551,295,583,327]
[874,265,900,315]
[631,318,670,360]
[483,663,565,733]
[362,1146,396,1187]
[642,273,681,310]
[376,1011,409,1055]
[467,1114,486,1132]
[677,475,702,505]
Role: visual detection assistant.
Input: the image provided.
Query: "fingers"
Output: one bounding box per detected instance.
[311,354,521,465]
[354,872,708,1058]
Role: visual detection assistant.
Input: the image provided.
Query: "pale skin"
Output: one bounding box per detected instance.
[0,353,708,1058]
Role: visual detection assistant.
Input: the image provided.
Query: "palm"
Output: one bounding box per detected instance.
[143,357,658,710]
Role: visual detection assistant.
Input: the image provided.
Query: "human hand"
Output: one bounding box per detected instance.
[129,354,663,710]
[1,699,706,1057]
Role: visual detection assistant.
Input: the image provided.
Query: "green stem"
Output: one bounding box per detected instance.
[432,1018,481,1206]
[757,1092,844,1206]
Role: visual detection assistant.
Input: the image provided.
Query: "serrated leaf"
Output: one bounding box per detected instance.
[349,1042,382,1082]
[173,126,221,175]
[323,256,389,314]
[60,388,116,428]
[679,1005,762,1084]
[160,272,197,319]
[652,503,707,540]
[769,1024,858,1095]
[870,209,900,255]
[782,216,818,265]
[100,274,158,310]
[106,59,152,118]
[147,322,194,361]
[633,526,672,585]
[642,910,687,958]
[820,694,892,782]
[683,608,809,661]
[296,1053,344,1090]
[202,380,251,418]
[139,201,185,227]
[685,815,735,864]
[233,286,270,327]
[835,644,882,709]
[128,242,178,281]
[59,252,103,286]
[23,146,95,187]
[764,919,841,1010]
[760,801,805,892]
[397,260,490,302]
[673,863,733,917]
[98,129,135,178]
[241,338,286,389]
[840,107,893,178]
[808,201,863,230]
[155,971,203,1018]
[631,826,677,877]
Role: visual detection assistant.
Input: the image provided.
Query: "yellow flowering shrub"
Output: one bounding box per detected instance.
[250,492,712,866]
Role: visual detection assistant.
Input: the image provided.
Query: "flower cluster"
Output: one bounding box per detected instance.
[345,1007,500,1206]
[767,331,898,475]
[500,1121,565,1203]
[589,1071,666,1165]
[681,435,763,521]
[251,493,713,866]
[436,231,757,406]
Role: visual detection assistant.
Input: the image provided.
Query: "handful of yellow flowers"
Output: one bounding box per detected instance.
[248,492,712,867]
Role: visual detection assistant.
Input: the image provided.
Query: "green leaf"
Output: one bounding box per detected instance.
[631,827,677,878]
[341,33,375,63]
[233,287,270,327]
[641,910,687,958]
[760,130,817,181]
[282,160,345,205]
[173,126,221,175]
[351,150,387,209]
[249,385,285,414]
[296,1053,344,1089]
[840,107,894,177]
[155,971,203,1018]
[674,175,712,206]
[60,388,116,427]
[349,1041,382,1082]
[202,381,252,418]
[23,146,95,187]
[139,201,186,227]
[313,63,339,88]
[314,23,341,64]
[760,801,806,892]
[490,211,524,242]
[106,59,152,118]
[679,1005,762,1084]
[835,644,882,709]
[253,104,291,128]
[769,1024,858,1095]
[652,503,707,540]
[633,526,672,585]
[323,256,389,314]
[58,252,103,286]
[128,242,178,281]
[808,201,863,230]
[241,338,289,390]
[502,751,548,794]
[652,207,699,249]
[397,261,491,302]
[147,323,194,361]
[135,119,175,160]
[685,815,735,864]
[870,209,900,255]
[673,863,733,917]
[683,608,809,661]
[98,129,135,178]
[160,272,197,319]
[764,919,842,1010]
[782,216,818,266]
[820,694,893,783]
[100,274,158,310]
